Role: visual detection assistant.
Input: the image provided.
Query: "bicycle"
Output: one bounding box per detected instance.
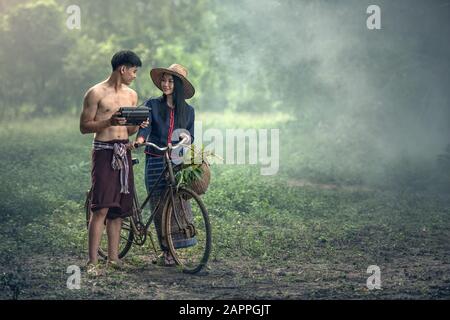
[85,136,212,274]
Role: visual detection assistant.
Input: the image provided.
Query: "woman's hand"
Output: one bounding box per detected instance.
[135,136,145,144]
[134,136,146,148]
[179,132,191,145]
[139,118,150,128]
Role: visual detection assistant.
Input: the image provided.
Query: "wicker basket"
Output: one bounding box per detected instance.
[187,161,211,196]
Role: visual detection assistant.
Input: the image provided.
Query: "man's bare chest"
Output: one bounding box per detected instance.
[98,92,133,115]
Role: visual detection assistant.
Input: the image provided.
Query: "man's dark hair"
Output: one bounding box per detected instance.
[111,50,142,71]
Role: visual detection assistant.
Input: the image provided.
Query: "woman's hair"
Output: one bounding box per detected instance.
[160,74,188,129]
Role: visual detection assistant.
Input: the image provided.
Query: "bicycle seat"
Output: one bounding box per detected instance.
[132,158,139,166]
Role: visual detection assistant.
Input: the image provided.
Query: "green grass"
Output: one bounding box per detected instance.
[197,111,293,129]
[1,114,450,299]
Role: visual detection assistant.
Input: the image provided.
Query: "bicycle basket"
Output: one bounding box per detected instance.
[188,161,211,196]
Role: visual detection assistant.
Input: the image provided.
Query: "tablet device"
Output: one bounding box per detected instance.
[116,107,151,125]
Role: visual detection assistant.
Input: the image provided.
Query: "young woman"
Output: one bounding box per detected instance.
[135,64,195,266]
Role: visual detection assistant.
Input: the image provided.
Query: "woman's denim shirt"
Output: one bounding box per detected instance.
[137,96,195,156]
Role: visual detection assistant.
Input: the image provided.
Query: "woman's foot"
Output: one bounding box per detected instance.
[152,251,176,267]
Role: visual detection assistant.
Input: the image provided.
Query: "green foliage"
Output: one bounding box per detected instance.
[1,1,448,188]
[174,144,215,188]
[0,0,73,115]
[175,164,203,188]
[0,0,219,114]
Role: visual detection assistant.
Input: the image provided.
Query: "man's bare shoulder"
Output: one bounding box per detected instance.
[84,83,109,102]
[124,86,138,97]
[123,86,138,105]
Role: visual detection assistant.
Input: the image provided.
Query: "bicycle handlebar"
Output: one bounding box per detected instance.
[133,135,190,151]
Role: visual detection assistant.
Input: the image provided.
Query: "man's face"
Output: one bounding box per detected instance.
[120,66,138,85]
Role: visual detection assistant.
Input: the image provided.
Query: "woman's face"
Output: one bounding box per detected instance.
[161,73,174,96]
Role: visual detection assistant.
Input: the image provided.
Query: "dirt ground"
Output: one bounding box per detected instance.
[2,179,450,300]
[2,247,449,300]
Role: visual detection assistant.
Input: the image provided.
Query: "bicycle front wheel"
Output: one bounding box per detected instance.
[163,187,212,274]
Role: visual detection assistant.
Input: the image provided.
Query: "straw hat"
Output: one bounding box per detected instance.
[150,64,195,99]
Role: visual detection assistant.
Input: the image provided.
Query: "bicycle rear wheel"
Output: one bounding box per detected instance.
[163,187,211,274]
[85,189,134,260]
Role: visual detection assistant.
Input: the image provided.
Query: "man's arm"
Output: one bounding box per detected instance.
[79,89,111,134]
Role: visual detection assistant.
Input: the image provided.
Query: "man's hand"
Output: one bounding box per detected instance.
[126,141,138,150]
[135,136,145,145]
[139,118,150,129]
[131,136,146,150]
[109,112,127,126]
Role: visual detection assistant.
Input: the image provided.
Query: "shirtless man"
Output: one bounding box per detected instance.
[79,50,148,275]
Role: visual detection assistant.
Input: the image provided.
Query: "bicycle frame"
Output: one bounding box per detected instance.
[140,152,176,227]
[129,139,188,249]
